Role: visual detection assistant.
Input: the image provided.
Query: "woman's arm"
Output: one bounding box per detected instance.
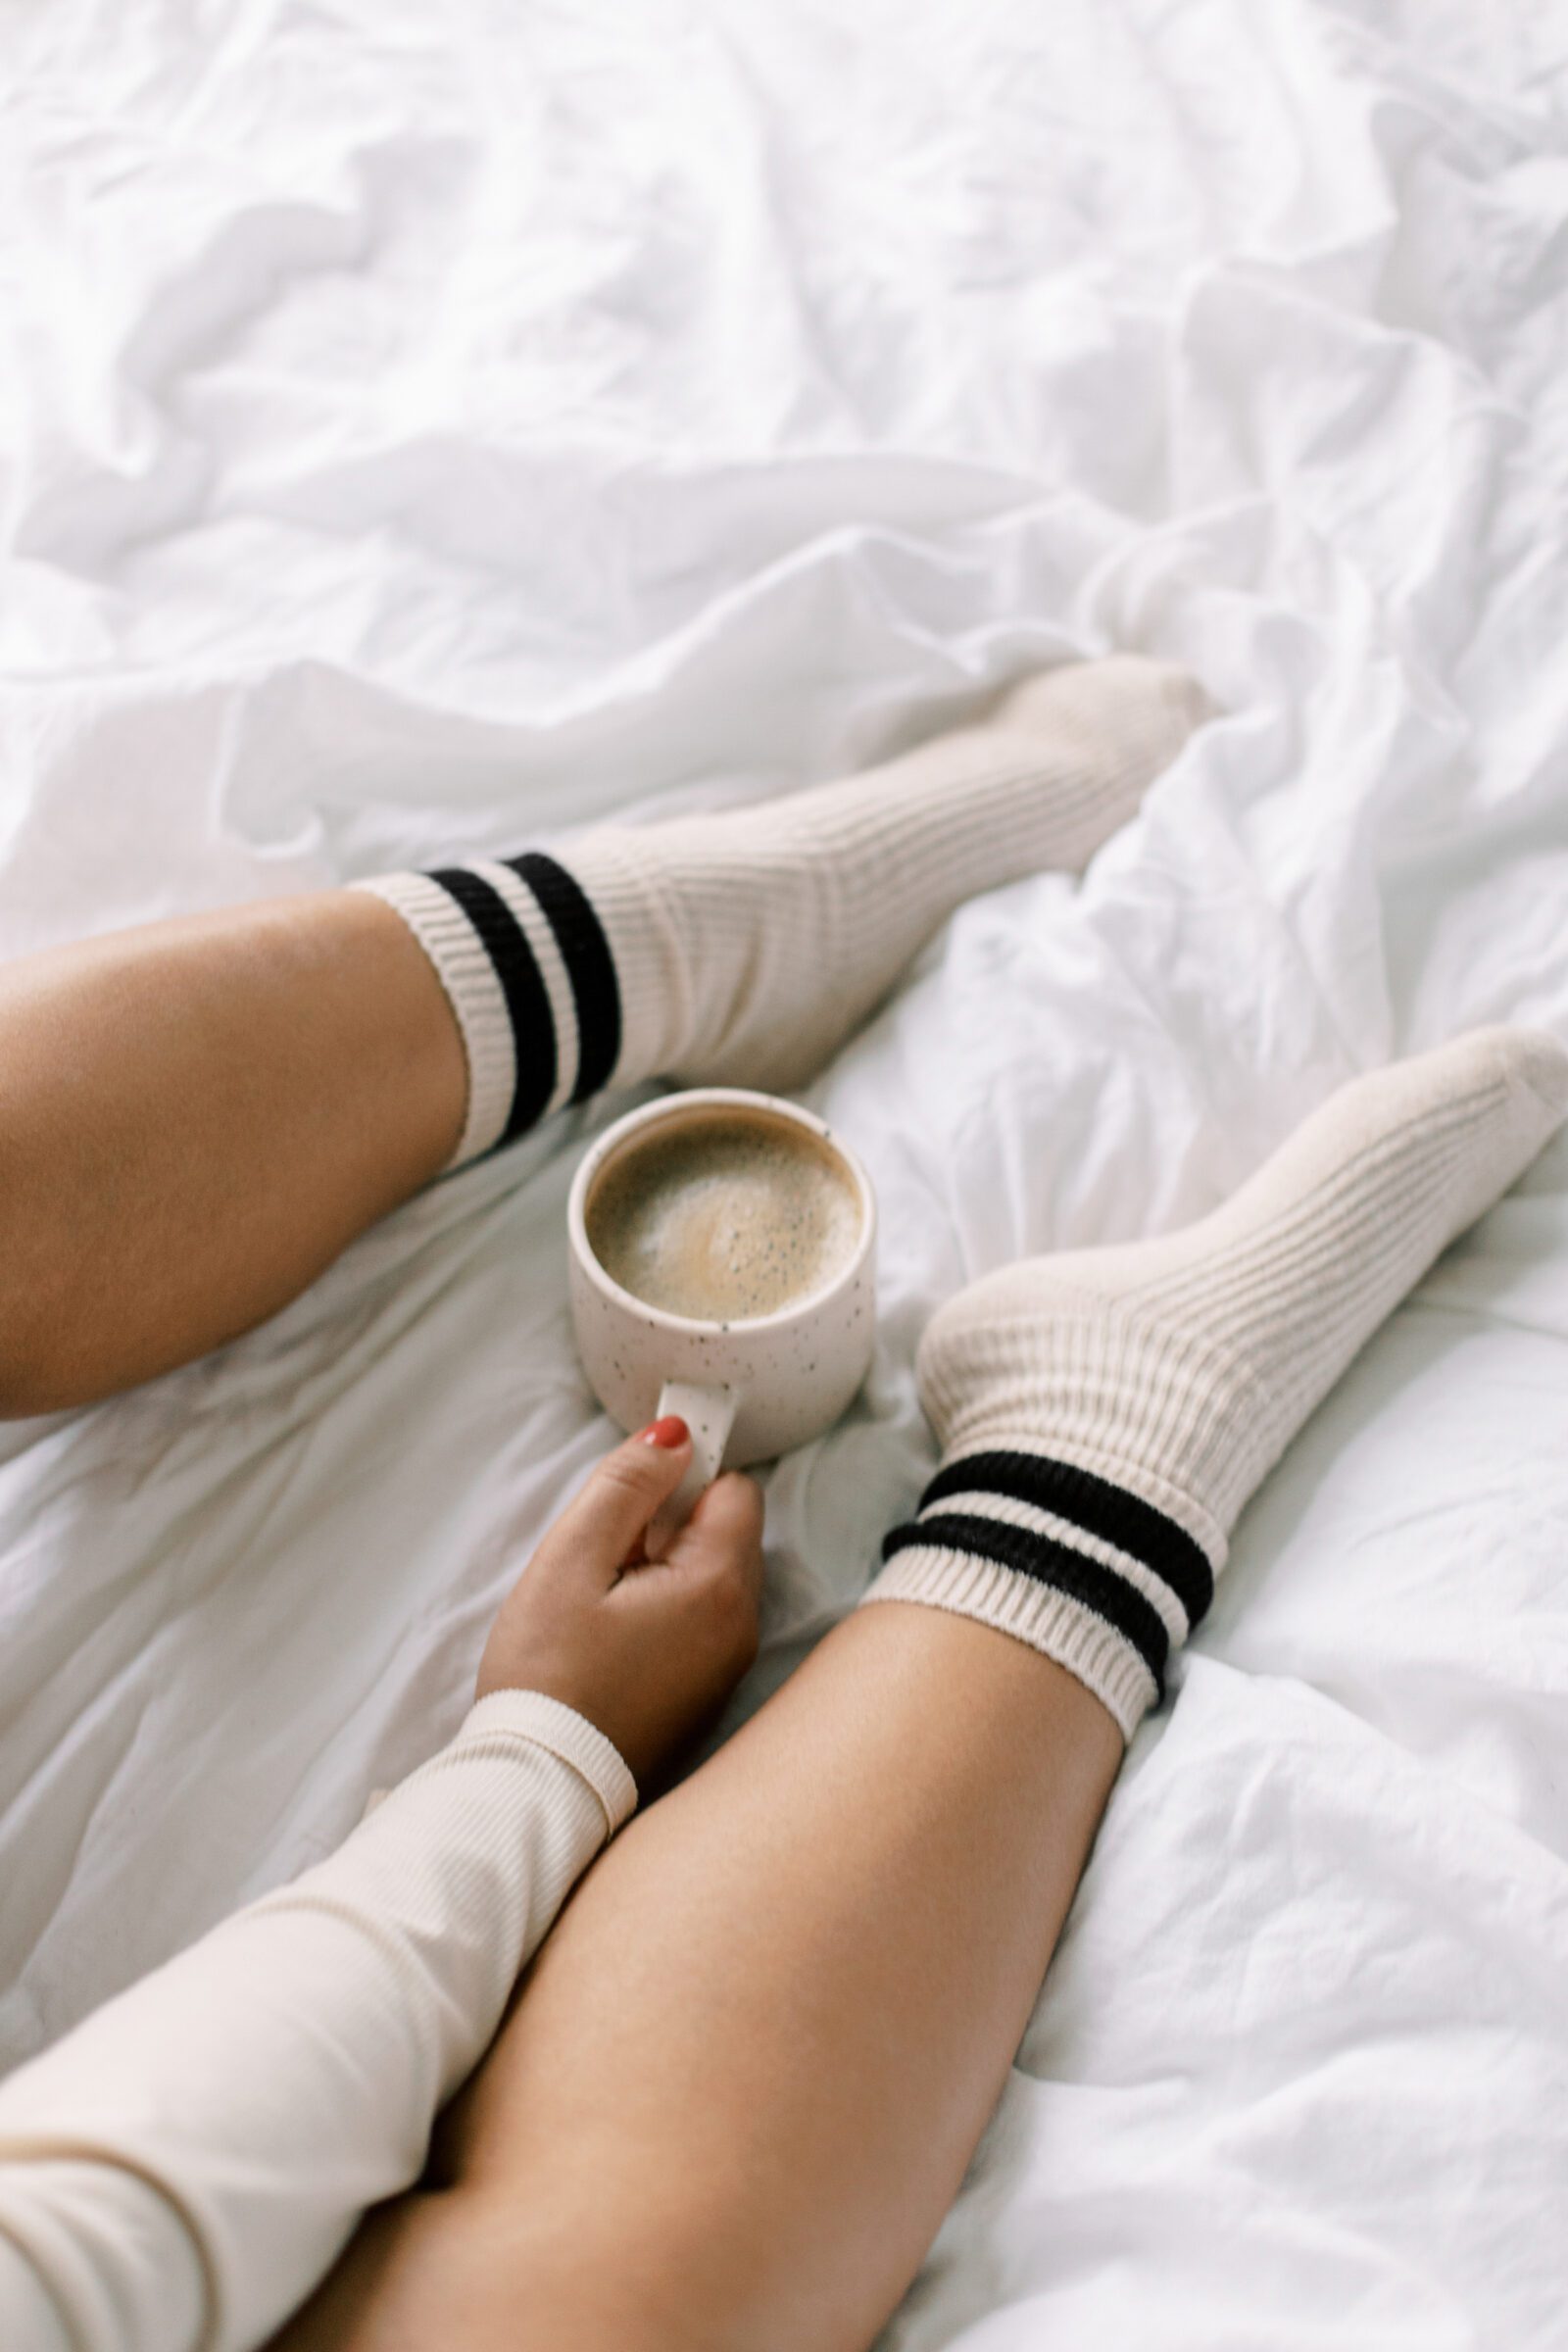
[0,1693,629,2351]
[0,1425,762,2352]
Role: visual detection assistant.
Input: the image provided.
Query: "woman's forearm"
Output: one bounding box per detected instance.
[0,1691,636,2352]
[0,2158,205,2350]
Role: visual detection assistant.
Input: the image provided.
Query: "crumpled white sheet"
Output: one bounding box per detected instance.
[4,2,1568,2343]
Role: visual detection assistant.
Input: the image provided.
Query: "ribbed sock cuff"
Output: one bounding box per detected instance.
[357,873,517,1164]
[917,1307,1255,1560]
[860,1446,1218,1741]
[355,852,624,1168]
[864,1544,1157,1741]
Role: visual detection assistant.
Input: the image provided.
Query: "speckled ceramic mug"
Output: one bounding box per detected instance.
[567,1088,877,1538]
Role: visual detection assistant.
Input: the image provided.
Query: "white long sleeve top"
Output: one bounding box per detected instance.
[0,1690,637,2351]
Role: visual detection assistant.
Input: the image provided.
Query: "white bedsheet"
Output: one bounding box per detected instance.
[4,3,1568,2343]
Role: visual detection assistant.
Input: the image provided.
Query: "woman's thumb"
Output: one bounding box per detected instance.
[557,1418,694,1575]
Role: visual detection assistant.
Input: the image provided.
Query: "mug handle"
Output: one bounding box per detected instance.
[644,1378,739,1559]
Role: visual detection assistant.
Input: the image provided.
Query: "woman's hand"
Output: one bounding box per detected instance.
[475,1418,764,1788]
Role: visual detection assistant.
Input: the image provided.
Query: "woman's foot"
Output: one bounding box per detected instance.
[865,1027,1568,1738]
[360,655,1210,1163]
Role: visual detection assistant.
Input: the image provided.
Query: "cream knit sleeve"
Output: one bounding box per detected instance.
[0,1690,637,2352]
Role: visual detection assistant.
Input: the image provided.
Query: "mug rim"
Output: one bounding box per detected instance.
[566,1086,878,1339]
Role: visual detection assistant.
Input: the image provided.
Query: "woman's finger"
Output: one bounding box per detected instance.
[664,1472,765,1607]
[546,1419,694,1585]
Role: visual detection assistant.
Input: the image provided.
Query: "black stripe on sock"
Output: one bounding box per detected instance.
[881,1512,1168,1696]
[505,852,622,1104]
[428,867,556,1144]
[918,1450,1213,1631]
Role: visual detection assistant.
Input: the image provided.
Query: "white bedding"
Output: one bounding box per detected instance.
[4,3,1568,2343]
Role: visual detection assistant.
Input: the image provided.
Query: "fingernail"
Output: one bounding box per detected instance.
[638,1415,690,1448]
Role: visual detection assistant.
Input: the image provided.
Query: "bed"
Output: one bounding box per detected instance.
[4,4,1567,2343]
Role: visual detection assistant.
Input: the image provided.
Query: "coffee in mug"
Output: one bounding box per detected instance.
[567,1089,878,1544]
[583,1103,862,1325]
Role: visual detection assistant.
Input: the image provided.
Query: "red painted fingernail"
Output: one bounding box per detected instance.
[638,1415,690,1448]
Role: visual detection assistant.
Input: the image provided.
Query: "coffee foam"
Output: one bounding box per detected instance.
[586,1108,861,1324]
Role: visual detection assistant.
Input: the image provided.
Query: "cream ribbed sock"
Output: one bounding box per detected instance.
[358,656,1208,1166]
[865,1028,1568,1740]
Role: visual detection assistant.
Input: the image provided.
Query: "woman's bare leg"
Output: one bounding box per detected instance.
[0,659,1205,1415]
[0,893,465,1412]
[272,1602,1121,2352]
[271,1028,1568,2352]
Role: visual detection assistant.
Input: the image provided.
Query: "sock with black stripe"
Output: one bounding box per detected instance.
[355,852,623,1165]
[864,1027,1568,1739]
[357,656,1208,1167]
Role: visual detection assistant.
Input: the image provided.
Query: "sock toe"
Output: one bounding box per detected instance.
[990,655,1216,776]
[1500,1025,1568,1122]
[1379,1026,1568,1225]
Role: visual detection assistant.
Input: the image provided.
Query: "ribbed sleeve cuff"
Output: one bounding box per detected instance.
[458,1690,639,1837]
